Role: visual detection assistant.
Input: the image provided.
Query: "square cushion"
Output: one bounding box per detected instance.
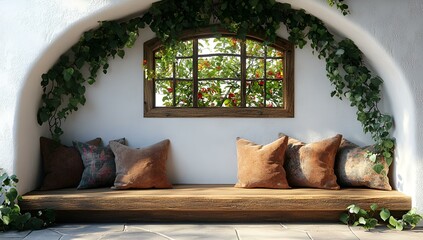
[280,134,342,189]
[109,140,172,189]
[335,139,392,190]
[235,137,290,189]
[40,137,102,190]
[73,138,126,189]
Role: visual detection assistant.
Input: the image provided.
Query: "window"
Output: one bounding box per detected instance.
[144,29,294,117]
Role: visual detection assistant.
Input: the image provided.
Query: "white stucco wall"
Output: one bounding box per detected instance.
[1,0,422,210]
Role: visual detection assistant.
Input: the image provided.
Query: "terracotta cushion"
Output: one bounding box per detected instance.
[110,140,173,189]
[281,134,342,190]
[335,139,392,190]
[235,137,290,189]
[73,138,126,189]
[39,137,102,190]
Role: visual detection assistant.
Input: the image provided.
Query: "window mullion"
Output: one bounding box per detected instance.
[193,39,199,108]
[264,46,268,107]
[172,61,176,107]
[241,40,247,107]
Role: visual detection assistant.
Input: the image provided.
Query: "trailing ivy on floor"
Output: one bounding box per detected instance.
[340,203,422,231]
[37,0,394,171]
[0,171,55,231]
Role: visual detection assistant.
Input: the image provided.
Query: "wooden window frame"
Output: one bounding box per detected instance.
[144,28,294,118]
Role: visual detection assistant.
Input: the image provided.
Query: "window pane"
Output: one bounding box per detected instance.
[155,58,173,79]
[155,80,173,107]
[176,40,193,57]
[175,81,193,107]
[246,58,265,79]
[176,58,193,79]
[198,37,241,55]
[246,80,265,107]
[266,80,284,107]
[266,59,284,79]
[267,45,284,58]
[198,56,241,79]
[246,39,265,57]
[198,80,241,107]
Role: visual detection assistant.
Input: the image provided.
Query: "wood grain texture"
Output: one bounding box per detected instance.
[21,185,411,222]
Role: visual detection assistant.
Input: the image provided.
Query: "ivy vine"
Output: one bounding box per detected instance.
[37,0,394,171]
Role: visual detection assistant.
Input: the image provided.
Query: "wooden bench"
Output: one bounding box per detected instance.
[20,185,411,222]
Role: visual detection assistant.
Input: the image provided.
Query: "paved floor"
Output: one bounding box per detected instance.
[1,223,422,240]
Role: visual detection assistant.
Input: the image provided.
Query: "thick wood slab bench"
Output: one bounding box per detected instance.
[20,185,411,222]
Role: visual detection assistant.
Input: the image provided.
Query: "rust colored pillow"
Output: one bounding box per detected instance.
[109,140,173,189]
[39,137,102,190]
[281,134,342,190]
[235,137,290,189]
[335,139,392,190]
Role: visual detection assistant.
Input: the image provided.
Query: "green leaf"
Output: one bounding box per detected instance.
[370,203,378,212]
[358,217,366,225]
[395,222,404,231]
[369,154,377,162]
[339,213,349,224]
[389,216,398,226]
[117,49,125,59]
[63,68,74,81]
[349,205,360,214]
[373,164,384,174]
[380,208,390,221]
[6,188,18,203]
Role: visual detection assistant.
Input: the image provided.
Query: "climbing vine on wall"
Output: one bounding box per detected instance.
[37,0,394,172]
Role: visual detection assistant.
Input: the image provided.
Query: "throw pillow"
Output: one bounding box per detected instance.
[39,137,102,190]
[73,138,126,189]
[235,137,290,189]
[335,139,392,190]
[109,140,173,189]
[280,134,342,189]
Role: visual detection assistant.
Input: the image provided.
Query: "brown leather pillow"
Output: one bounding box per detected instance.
[280,134,342,190]
[235,137,290,189]
[109,140,173,189]
[40,137,102,190]
[335,139,392,190]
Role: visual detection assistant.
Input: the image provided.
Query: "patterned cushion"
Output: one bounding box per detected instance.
[235,137,290,189]
[40,137,102,190]
[335,139,392,190]
[110,140,173,189]
[73,138,126,189]
[280,134,342,190]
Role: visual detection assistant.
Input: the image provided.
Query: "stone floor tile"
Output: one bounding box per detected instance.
[350,226,423,240]
[306,230,358,240]
[49,224,124,236]
[284,223,351,232]
[101,232,169,240]
[126,224,238,240]
[236,227,310,240]
[23,229,61,240]
[0,230,31,239]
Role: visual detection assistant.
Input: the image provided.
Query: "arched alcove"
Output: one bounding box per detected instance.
[8,0,420,211]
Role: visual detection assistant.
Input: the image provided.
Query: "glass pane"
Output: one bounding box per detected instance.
[198,37,241,55]
[155,80,173,107]
[266,80,284,107]
[246,80,265,107]
[176,40,193,57]
[246,39,265,57]
[175,81,193,107]
[267,45,284,58]
[246,58,265,79]
[175,58,193,79]
[155,58,173,79]
[198,80,241,107]
[198,56,241,79]
[266,59,284,79]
